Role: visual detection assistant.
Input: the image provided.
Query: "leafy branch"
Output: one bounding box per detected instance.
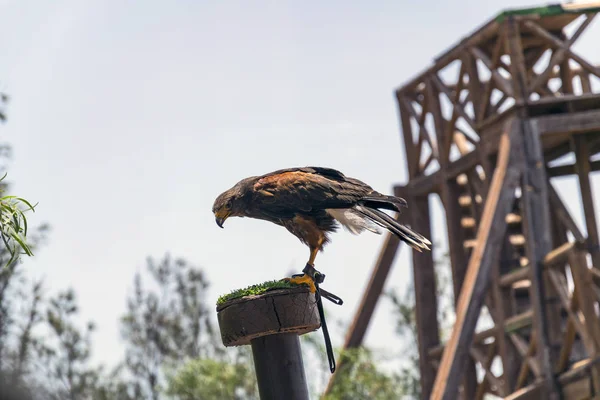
[0,173,37,268]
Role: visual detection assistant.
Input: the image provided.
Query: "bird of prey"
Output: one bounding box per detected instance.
[212,166,431,292]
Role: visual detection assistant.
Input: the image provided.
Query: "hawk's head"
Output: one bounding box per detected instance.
[212,180,252,228]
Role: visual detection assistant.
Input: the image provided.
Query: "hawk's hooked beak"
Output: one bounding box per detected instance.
[214,210,230,228]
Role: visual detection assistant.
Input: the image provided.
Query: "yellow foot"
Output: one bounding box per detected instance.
[283,274,316,293]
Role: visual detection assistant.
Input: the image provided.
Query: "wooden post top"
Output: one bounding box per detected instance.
[216,286,321,347]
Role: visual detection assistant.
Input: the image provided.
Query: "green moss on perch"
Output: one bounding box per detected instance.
[216,281,320,347]
[216,279,306,306]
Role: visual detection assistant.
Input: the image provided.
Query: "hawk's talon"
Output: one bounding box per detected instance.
[283,274,317,293]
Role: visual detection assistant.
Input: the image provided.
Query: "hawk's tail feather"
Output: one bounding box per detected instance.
[359,195,407,213]
[355,205,431,252]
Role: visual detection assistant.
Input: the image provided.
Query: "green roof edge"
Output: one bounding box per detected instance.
[496,3,600,23]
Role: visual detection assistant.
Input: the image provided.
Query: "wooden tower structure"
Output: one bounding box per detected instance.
[329,3,600,399]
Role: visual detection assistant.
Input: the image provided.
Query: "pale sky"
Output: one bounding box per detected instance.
[0,0,598,380]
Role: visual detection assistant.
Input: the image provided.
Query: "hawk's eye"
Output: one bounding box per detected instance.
[225,199,233,210]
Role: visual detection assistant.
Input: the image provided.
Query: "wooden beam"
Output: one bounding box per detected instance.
[513,332,539,388]
[504,382,542,400]
[580,71,592,92]
[589,133,600,154]
[519,117,562,399]
[444,180,472,304]
[558,31,574,95]
[470,45,514,98]
[426,75,449,167]
[507,16,562,397]
[525,15,595,94]
[498,242,582,288]
[523,16,600,83]
[473,130,521,394]
[398,93,418,178]
[427,310,534,359]
[414,90,429,172]
[547,268,595,352]
[410,193,440,398]
[431,73,476,131]
[470,343,504,397]
[493,239,522,393]
[499,266,530,287]
[464,52,483,123]
[549,201,575,376]
[445,63,595,93]
[441,178,478,398]
[543,241,576,267]
[573,134,600,267]
[557,294,578,373]
[400,96,439,162]
[506,18,528,105]
[547,159,600,177]
[569,249,600,352]
[402,172,442,196]
[506,356,600,399]
[548,183,586,242]
[430,122,522,400]
[395,144,483,197]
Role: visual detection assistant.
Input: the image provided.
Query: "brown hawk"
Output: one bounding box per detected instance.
[212,167,431,291]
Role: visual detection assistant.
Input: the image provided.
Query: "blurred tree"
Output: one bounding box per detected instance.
[36,289,101,399]
[0,223,48,379]
[165,347,258,400]
[0,91,51,397]
[0,104,38,269]
[386,285,422,398]
[0,181,47,397]
[0,279,46,398]
[120,254,219,399]
[0,90,7,122]
[91,364,140,400]
[322,347,406,400]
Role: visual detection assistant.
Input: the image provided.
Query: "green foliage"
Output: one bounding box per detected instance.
[322,348,407,400]
[120,254,217,399]
[165,354,258,400]
[0,280,45,398]
[0,145,48,397]
[386,287,421,398]
[90,364,141,400]
[0,220,48,396]
[0,173,37,269]
[36,289,103,400]
[217,280,299,306]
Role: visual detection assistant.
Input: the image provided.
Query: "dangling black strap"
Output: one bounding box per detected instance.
[315,284,336,373]
[301,264,343,373]
[318,287,343,305]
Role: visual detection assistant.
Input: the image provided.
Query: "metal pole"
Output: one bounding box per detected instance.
[251,333,309,400]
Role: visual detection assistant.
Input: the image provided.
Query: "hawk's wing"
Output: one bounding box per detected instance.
[251,167,374,218]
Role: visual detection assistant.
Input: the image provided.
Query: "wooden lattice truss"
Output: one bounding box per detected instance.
[326,4,600,400]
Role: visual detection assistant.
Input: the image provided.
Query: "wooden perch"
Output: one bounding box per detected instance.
[217,285,320,400]
[217,286,320,346]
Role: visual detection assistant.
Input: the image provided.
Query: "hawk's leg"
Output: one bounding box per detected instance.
[282,246,319,293]
[307,246,318,266]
